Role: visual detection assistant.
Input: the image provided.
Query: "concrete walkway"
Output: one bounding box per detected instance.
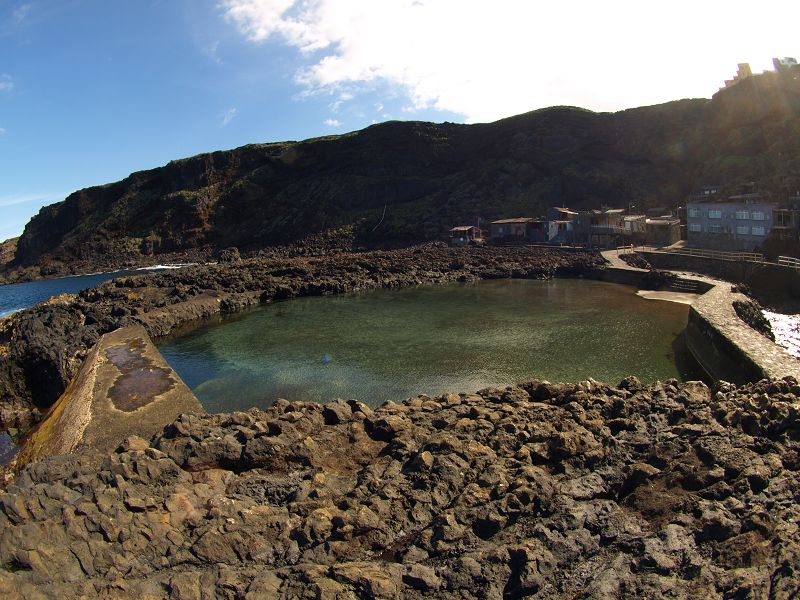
[600,249,647,271]
[602,248,723,289]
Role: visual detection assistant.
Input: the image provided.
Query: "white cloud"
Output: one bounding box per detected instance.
[13,3,31,25]
[0,75,14,93]
[221,0,798,122]
[0,127,6,135]
[219,107,238,126]
[324,118,341,127]
[0,192,65,208]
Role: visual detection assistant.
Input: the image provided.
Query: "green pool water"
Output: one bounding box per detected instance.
[157,278,696,412]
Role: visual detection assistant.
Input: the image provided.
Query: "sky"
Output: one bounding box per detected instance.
[0,0,797,240]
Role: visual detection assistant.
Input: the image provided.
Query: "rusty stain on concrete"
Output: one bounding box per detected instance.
[106,337,175,411]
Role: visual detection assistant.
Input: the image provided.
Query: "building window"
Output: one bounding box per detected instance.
[736,226,750,235]
[751,211,766,221]
[709,225,723,233]
[735,210,750,220]
[708,209,722,219]
[688,223,702,232]
[752,226,766,236]
[688,207,700,218]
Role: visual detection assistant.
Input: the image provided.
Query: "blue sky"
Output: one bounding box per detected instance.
[1,0,796,240]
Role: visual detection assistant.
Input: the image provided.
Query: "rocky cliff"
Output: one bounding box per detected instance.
[4,67,799,281]
[0,238,16,266]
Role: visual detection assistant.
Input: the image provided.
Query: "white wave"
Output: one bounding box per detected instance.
[135,263,196,271]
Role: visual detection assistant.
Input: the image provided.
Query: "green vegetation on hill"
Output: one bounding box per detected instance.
[5,66,800,278]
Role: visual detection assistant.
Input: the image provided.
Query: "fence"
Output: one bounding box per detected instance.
[635,245,766,264]
[778,256,800,269]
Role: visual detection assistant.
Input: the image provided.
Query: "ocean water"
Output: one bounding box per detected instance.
[0,265,187,318]
[157,279,697,412]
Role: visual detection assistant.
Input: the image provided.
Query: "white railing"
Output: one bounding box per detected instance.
[633,246,800,270]
[638,246,765,263]
[778,256,800,269]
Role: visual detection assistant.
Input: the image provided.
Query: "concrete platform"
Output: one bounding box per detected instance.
[19,325,204,464]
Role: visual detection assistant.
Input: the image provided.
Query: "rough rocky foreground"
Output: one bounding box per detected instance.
[0,245,603,435]
[1,377,798,598]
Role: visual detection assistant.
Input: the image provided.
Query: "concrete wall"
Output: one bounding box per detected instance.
[595,266,713,293]
[685,284,800,384]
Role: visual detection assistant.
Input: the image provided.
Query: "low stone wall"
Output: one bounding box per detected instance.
[594,266,647,287]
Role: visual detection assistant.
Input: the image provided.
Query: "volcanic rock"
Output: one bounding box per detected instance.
[1,377,799,598]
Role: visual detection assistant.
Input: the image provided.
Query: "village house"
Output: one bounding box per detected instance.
[489,217,550,245]
[769,194,800,243]
[722,63,753,90]
[449,225,483,247]
[545,207,579,222]
[489,218,535,244]
[575,208,628,248]
[623,215,647,244]
[545,207,578,244]
[487,205,681,248]
[686,191,776,251]
[645,218,681,247]
[548,220,575,244]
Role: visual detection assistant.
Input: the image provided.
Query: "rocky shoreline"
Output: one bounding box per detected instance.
[1,377,798,598]
[0,245,604,436]
[1,244,800,598]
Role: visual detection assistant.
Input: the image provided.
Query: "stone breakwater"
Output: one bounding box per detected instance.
[0,245,604,435]
[1,377,799,599]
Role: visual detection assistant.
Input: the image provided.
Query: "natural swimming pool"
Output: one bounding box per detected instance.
[156,278,698,412]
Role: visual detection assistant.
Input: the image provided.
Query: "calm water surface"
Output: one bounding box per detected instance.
[158,279,694,412]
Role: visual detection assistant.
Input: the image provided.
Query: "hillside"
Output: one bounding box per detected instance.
[0,237,17,266]
[4,66,800,281]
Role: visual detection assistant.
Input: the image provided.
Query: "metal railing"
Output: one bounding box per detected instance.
[668,247,764,262]
[778,256,800,269]
[636,245,765,263]
[630,245,800,270]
